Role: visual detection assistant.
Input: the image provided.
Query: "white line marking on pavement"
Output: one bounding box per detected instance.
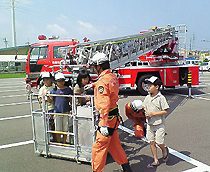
[118,125,210,172]
[0,101,38,107]
[0,114,31,121]
[0,83,25,86]
[0,101,30,107]
[0,140,33,150]
[192,96,210,101]
[0,85,24,89]
[0,94,27,98]
[194,93,210,96]
[0,89,25,93]
[168,92,210,101]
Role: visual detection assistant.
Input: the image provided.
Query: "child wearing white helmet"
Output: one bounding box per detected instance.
[38,72,56,141]
[49,72,73,144]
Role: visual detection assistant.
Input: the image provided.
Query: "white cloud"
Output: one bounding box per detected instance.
[56,14,71,25]
[77,20,101,36]
[19,0,32,5]
[46,24,68,36]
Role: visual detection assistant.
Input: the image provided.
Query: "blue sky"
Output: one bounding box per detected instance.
[0,0,210,50]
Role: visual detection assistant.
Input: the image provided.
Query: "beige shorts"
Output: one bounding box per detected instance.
[146,123,165,144]
[55,115,72,132]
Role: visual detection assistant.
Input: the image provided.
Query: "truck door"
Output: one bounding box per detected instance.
[29,45,48,72]
[161,67,179,86]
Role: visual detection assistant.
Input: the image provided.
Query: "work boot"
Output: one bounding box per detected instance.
[121,162,133,172]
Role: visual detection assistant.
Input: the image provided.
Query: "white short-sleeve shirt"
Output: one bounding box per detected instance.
[143,92,169,125]
[39,84,55,111]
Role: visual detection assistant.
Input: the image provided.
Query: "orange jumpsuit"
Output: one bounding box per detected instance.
[125,103,146,138]
[92,69,128,172]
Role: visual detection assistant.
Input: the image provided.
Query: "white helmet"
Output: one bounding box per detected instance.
[89,52,109,66]
[130,100,143,112]
[55,72,65,81]
[41,72,52,79]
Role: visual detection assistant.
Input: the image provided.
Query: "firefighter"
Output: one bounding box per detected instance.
[88,52,132,172]
[125,100,146,138]
[83,37,90,42]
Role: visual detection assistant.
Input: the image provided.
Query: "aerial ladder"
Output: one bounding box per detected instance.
[56,25,177,74]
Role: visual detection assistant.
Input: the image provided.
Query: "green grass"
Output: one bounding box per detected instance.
[0,72,26,79]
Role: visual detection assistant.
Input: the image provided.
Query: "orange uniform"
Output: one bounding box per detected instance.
[125,103,146,138]
[92,69,128,172]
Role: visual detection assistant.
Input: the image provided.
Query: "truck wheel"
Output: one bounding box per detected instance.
[208,68,210,72]
[137,75,152,95]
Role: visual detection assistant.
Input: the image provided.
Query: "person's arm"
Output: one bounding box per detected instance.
[39,97,42,104]
[145,109,168,119]
[96,83,110,127]
[46,96,53,103]
[68,88,73,104]
[38,88,43,104]
[48,90,54,103]
[74,85,90,105]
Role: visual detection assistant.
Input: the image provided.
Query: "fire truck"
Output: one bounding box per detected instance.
[25,25,199,95]
[25,37,78,87]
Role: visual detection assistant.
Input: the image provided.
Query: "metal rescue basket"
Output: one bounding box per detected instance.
[30,93,97,163]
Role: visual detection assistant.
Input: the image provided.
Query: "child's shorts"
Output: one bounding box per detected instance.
[55,115,69,132]
[146,123,165,144]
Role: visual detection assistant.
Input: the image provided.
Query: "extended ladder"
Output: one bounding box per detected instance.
[58,25,176,70]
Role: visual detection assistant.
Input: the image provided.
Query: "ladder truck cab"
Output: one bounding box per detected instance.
[25,35,78,87]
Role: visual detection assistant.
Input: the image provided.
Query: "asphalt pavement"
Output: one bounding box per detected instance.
[0,73,210,172]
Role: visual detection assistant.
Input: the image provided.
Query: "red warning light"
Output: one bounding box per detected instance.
[38,35,47,40]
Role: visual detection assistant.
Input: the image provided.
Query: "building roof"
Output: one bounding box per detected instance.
[0,45,30,51]
[0,45,30,55]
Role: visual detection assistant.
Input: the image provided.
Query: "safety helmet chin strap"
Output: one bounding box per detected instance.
[95,65,102,75]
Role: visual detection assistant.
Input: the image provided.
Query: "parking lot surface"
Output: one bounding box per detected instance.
[0,72,210,172]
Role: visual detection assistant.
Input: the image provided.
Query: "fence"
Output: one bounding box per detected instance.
[0,61,26,73]
[30,93,97,163]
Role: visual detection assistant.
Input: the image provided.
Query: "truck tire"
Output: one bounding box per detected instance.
[137,75,152,96]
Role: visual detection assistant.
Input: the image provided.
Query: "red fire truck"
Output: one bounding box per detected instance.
[25,37,78,87]
[117,60,199,95]
[25,25,199,95]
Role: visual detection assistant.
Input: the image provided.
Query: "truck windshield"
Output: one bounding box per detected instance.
[30,46,48,61]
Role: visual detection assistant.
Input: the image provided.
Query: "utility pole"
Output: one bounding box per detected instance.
[3,38,9,48]
[190,37,192,51]
[192,34,195,50]
[11,0,17,47]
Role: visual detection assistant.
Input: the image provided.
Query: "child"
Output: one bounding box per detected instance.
[38,72,55,141]
[39,72,55,110]
[74,67,91,106]
[143,76,169,168]
[49,73,73,144]
[25,79,32,100]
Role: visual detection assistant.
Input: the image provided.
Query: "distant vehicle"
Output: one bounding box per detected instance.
[199,62,210,71]
[185,59,200,65]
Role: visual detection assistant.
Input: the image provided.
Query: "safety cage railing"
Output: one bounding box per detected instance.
[30,93,98,163]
